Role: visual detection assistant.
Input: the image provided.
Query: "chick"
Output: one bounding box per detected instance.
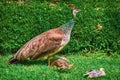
[84,68,106,78]
[50,57,73,69]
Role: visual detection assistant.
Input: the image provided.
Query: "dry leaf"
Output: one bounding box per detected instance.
[53,0,60,2]
[68,3,74,8]
[50,3,56,7]
[16,1,25,4]
[0,2,2,4]
[6,1,11,4]
[97,23,102,31]
[28,5,34,8]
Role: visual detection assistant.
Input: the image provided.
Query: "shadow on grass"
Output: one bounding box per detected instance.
[16,60,48,66]
[55,69,72,74]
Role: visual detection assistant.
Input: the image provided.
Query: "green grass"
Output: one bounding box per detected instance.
[0,51,120,80]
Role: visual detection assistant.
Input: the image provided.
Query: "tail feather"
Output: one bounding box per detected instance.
[9,57,18,64]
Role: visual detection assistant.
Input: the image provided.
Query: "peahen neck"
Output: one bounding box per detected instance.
[59,19,74,34]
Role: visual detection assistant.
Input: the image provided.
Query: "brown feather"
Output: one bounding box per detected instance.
[14,28,65,61]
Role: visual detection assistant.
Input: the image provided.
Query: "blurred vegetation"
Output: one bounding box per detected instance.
[0,0,120,55]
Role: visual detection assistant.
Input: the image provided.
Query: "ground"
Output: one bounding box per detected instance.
[0,51,120,80]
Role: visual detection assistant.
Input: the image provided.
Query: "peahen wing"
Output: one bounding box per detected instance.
[14,28,64,61]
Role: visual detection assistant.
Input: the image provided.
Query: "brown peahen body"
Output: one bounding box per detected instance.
[9,8,80,65]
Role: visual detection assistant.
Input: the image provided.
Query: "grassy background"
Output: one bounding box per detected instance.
[0,0,120,55]
[0,0,120,80]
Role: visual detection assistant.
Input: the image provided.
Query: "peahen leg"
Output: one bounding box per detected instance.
[48,56,52,66]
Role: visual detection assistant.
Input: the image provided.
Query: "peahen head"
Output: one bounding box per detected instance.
[60,8,80,31]
[66,8,80,27]
[72,8,80,19]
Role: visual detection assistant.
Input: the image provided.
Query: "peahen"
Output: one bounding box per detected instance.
[9,8,80,65]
